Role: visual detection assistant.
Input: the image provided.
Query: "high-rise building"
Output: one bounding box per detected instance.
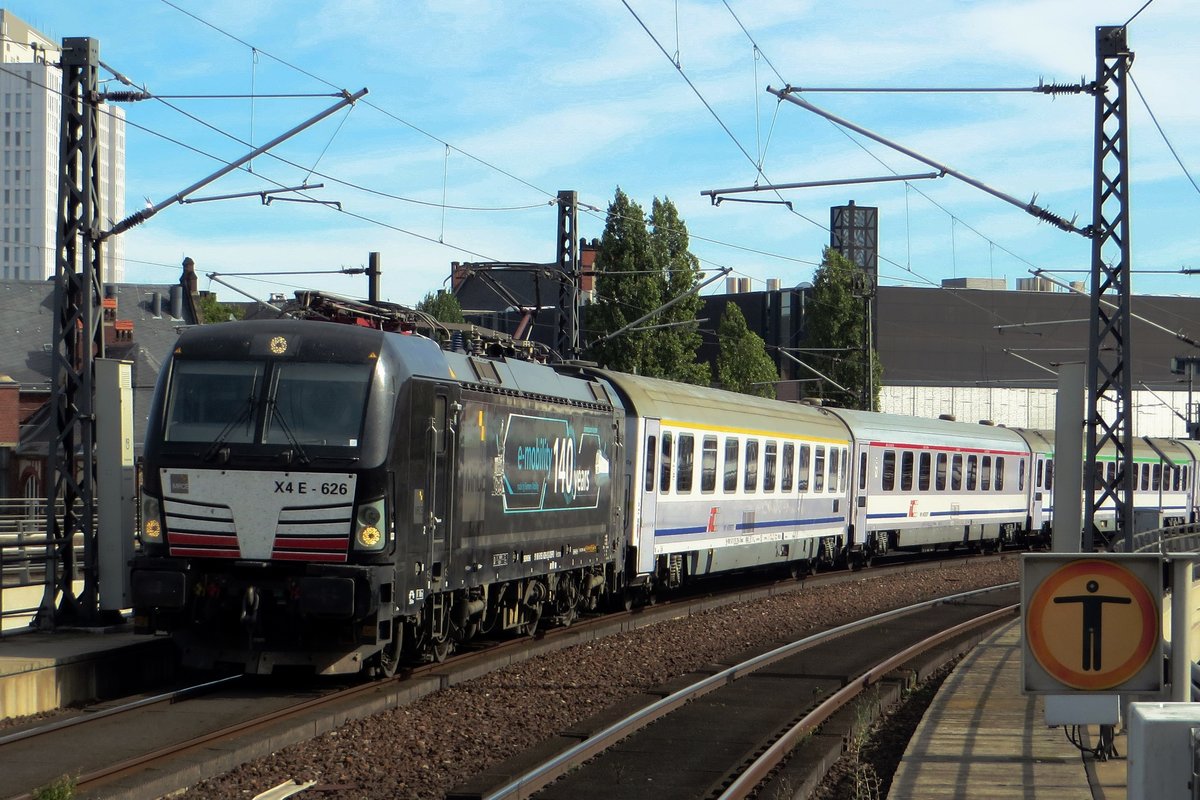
[0,10,125,283]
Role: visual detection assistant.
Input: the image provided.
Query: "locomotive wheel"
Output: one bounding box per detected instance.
[431,636,453,663]
[371,621,402,679]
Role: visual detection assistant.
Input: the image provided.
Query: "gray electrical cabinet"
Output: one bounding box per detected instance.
[1128,702,1200,799]
[96,359,135,612]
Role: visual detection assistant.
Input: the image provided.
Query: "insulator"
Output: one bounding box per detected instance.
[102,91,152,102]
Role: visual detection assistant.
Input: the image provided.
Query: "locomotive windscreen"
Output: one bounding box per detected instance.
[163,359,372,448]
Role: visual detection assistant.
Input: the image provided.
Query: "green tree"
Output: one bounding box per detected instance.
[587,188,662,375]
[417,290,465,323]
[807,247,883,410]
[716,302,778,398]
[197,292,244,323]
[648,197,709,385]
[587,189,707,381]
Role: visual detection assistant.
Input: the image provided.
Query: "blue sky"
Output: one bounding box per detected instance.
[10,0,1199,305]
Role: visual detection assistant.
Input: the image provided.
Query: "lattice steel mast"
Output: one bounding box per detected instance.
[1083,25,1135,552]
[38,38,105,626]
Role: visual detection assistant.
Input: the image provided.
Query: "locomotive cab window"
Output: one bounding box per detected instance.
[265,362,372,448]
[164,360,265,443]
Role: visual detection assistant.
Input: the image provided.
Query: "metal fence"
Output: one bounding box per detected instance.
[1109,521,1200,554]
[0,498,88,635]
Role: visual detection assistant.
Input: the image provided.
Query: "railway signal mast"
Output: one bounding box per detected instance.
[1082,26,1135,552]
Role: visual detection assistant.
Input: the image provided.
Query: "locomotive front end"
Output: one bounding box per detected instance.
[132,320,402,675]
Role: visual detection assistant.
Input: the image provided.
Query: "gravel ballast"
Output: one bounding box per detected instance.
[169,560,1018,800]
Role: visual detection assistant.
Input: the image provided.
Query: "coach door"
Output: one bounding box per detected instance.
[1030,454,1047,532]
[636,419,660,575]
[851,445,869,546]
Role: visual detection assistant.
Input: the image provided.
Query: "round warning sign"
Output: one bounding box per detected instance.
[1026,558,1159,691]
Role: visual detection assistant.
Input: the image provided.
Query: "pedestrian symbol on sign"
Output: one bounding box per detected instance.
[1052,580,1131,671]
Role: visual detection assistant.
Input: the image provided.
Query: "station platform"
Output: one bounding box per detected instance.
[0,627,175,719]
[888,619,1127,799]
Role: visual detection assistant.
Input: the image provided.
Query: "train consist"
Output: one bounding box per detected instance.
[130,295,1200,675]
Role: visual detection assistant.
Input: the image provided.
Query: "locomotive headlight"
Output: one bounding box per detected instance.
[353,498,387,551]
[141,495,163,541]
[358,526,382,548]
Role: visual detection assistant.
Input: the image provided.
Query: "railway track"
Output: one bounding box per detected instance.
[451,585,1018,800]
[0,554,1015,800]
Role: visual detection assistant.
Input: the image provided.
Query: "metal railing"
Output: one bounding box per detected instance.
[0,498,89,635]
[1109,521,1200,554]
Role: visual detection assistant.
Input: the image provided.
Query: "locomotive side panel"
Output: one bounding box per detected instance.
[449,388,621,586]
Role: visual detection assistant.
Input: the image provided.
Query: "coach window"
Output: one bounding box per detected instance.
[813,446,826,492]
[745,440,760,492]
[966,455,978,491]
[1174,466,1182,492]
[798,445,811,492]
[660,433,673,494]
[1184,466,1190,491]
[996,457,1005,491]
[900,451,914,492]
[1152,463,1162,492]
[882,450,896,491]
[828,448,840,493]
[644,436,657,492]
[935,453,947,491]
[764,441,778,492]
[724,438,739,493]
[1045,460,1054,490]
[951,454,963,490]
[1107,462,1116,485]
[859,451,868,491]
[918,452,932,491]
[981,456,992,491]
[1140,463,1150,491]
[677,433,695,494]
[1018,458,1025,492]
[841,448,849,491]
[782,443,796,492]
[1036,460,1044,488]
[701,436,718,493]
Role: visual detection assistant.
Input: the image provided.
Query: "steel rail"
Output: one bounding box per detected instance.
[480,583,1018,800]
[718,602,1018,798]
